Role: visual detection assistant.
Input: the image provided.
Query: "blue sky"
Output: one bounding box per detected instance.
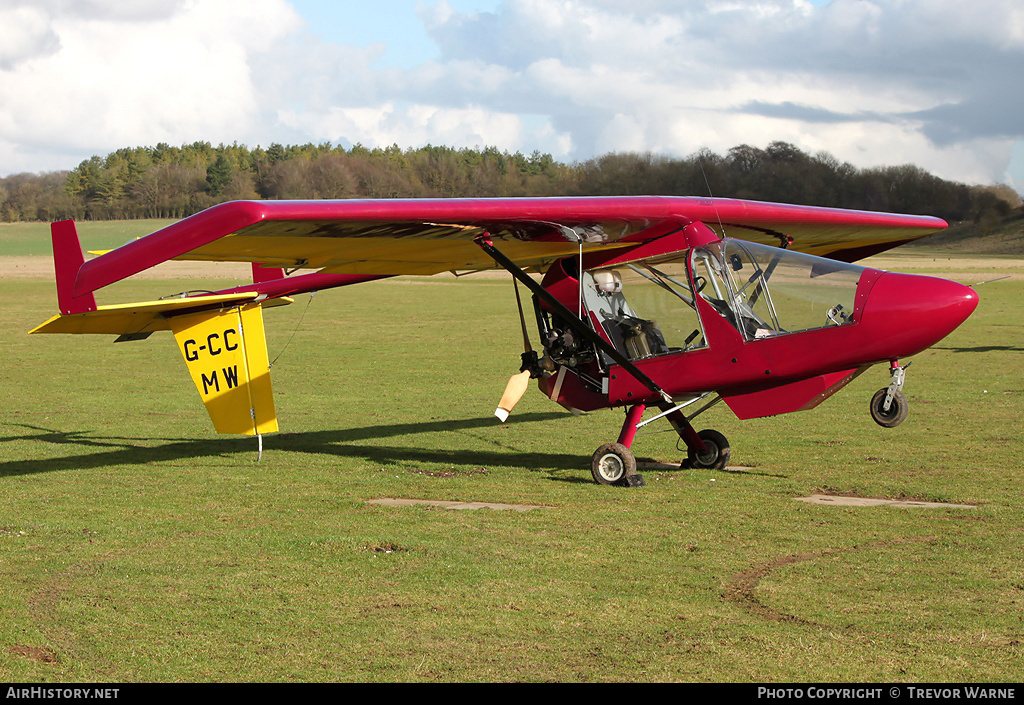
[290,0,500,69]
[1,0,1021,193]
[292,0,833,69]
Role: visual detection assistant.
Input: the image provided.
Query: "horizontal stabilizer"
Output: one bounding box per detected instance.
[30,293,292,338]
[169,303,278,435]
[114,332,154,343]
[29,293,265,336]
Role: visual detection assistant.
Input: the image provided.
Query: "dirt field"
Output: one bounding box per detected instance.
[908,216,1024,255]
[861,253,1024,281]
[3,256,253,280]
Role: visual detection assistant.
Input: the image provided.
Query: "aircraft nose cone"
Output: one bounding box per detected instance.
[862,272,979,357]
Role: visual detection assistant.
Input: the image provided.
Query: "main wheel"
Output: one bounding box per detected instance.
[870,388,908,428]
[591,442,637,486]
[685,429,731,470]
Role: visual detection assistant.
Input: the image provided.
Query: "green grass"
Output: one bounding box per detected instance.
[1,256,1022,682]
[1,220,177,256]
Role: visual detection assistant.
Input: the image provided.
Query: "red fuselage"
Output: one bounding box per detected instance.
[537,241,978,419]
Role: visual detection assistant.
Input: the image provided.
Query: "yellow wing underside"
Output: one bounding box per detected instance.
[175,233,634,275]
[169,221,939,275]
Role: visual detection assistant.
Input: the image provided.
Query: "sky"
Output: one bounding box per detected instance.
[1,0,1022,193]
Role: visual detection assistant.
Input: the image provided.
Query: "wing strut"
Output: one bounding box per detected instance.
[474,235,672,405]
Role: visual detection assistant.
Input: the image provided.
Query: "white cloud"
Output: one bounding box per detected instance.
[0,0,301,172]
[279,101,523,152]
[407,0,1024,184]
[1,0,1022,190]
[0,5,61,69]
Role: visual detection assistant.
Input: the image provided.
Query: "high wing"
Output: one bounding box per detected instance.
[68,197,946,295]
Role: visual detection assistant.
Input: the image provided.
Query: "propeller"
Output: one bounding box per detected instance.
[494,368,532,422]
[494,279,538,423]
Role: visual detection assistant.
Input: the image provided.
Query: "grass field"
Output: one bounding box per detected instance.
[1,221,1022,682]
[1,220,178,257]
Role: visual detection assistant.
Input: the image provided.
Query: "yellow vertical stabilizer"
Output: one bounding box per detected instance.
[169,304,278,435]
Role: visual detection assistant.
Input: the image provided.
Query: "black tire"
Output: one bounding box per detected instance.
[870,388,908,428]
[686,429,731,470]
[591,442,637,486]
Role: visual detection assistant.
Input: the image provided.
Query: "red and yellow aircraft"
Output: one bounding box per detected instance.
[31,197,978,486]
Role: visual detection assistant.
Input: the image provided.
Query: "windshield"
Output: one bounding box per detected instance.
[691,239,865,340]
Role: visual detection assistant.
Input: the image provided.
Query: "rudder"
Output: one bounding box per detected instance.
[52,220,97,315]
[169,304,278,435]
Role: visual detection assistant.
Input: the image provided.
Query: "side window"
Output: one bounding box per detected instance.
[584,259,707,359]
[691,244,759,334]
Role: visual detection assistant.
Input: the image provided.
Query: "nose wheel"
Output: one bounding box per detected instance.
[870,388,908,427]
[870,361,910,428]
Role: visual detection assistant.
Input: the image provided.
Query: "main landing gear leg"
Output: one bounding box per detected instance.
[666,407,731,471]
[591,404,647,487]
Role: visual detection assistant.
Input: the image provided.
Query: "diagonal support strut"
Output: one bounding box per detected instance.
[474,235,671,404]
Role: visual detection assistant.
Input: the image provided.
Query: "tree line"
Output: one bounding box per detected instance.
[0,140,1017,225]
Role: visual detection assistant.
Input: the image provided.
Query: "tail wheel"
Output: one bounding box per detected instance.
[686,429,731,470]
[591,442,637,486]
[870,388,908,428]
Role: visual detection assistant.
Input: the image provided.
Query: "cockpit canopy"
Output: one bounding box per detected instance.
[583,239,868,360]
[692,239,865,341]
